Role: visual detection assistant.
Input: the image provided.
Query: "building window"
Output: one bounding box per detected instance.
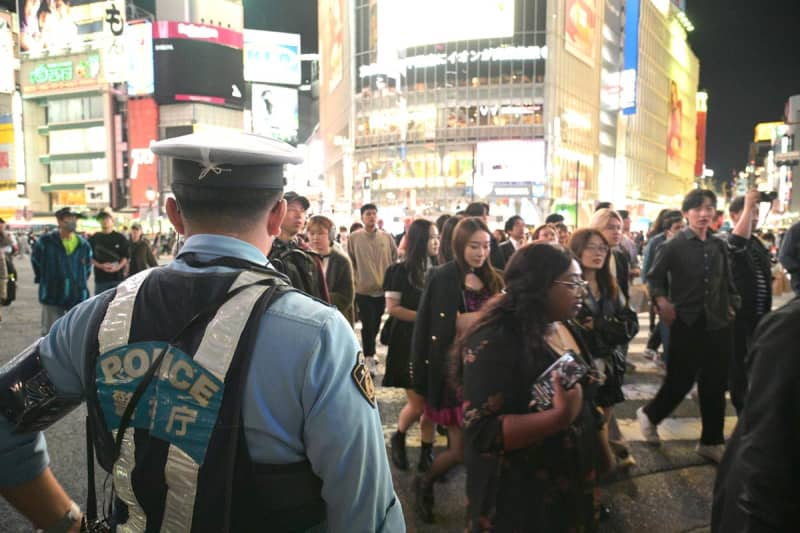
[47,95,104,124]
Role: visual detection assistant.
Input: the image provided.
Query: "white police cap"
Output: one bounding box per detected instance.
[150,131,303,190]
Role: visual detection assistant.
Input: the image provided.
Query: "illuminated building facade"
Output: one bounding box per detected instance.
[319,0,702,226]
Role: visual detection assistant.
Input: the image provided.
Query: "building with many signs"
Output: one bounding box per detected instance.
[318,0,702,226]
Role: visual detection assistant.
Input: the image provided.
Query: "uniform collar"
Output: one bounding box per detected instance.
[177,234,270,266]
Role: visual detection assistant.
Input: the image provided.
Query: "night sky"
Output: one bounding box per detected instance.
[685,0,800,185]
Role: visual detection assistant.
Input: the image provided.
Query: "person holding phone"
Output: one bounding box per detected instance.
[458,243,601,532]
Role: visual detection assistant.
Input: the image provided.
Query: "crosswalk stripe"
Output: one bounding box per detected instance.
[618,416,738,443]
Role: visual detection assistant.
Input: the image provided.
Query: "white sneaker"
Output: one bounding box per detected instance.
[696,443,725,464]
[636,407,660,444]
[643,348,658,360]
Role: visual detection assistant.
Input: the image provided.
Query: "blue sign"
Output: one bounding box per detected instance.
[97,342,225,464]
[621,0,640,116]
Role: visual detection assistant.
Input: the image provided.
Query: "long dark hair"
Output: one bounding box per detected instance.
[438,215,462,264]
[452,217,503,296]
[648,209,670,238]
[568,228,619,301]
[403,219,437,288]
[453,243,575,376]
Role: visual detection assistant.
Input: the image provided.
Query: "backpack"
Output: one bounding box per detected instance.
[269,241,330,302]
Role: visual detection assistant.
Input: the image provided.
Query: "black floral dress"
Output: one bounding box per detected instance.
[462,320,601,533]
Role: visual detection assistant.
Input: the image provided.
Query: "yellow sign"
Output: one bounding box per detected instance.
[754,122,783,143]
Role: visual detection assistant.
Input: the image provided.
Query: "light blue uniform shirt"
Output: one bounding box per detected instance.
[0,234,405,532]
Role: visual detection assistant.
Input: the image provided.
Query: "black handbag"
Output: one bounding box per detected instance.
[599,305,639,346]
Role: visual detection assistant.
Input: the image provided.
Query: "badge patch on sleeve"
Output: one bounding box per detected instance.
[352,352,376,407]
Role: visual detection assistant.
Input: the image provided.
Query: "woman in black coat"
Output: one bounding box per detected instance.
[410,217,503,523]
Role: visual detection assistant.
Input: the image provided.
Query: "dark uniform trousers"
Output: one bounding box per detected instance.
[644,315,732,445]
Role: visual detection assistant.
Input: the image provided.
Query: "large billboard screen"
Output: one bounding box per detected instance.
[17,0,126,54]
[153,22,244,108]
[251,84,298,144]
[126,20,153,96]
[319,0,344,94]
[476,140,546,184]
[621,0,640,115]
[379,0,513,50]
[243,29,301,86]
[564,0,598,66]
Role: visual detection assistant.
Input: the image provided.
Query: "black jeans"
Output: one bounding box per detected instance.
[355,294,385,357]
[644,315,732,445]
[729,316,761,414]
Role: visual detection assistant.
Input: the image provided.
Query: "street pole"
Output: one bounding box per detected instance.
[575,160,581,227]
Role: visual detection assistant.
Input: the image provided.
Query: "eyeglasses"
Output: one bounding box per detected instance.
[585,244,609,254]
[553,279,589,293]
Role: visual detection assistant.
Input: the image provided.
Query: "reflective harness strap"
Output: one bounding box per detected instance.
[160,282,271,533]
[97,269,156,533]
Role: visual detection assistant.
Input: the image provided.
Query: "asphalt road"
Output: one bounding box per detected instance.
[0,256,792,532]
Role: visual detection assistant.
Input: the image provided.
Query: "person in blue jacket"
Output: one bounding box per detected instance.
[0,132,404,533]
[31,207,92,336]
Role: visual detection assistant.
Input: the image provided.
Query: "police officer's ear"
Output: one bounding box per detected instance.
[267,198,288,237]
[165,197,186,235]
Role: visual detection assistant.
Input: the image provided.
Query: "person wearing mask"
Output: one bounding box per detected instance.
[0,133,404,532]
[31,207,92,336]
[411,217,503,523]
[496,215,525,269]
[639,189,739,463]
[89,211,130,294]
[459,243,600,532]
[127,222,159,276]
[348,203,398,377]
[570,229,639,473]
[307,215,355,325]
[725,190,773,413]
[386,219,440,473]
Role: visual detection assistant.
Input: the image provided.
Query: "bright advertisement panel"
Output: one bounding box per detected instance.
[379,0,513,51]
[127,98,158,207]
[319,0,344,94]
[564,0,597,66]
[251,83,298,144]
[126,20,153,96]
[17,0,126,54]
[243,29,301,85]
[475,140,546,184]
[667,79,683,176]
[621,0,640,115]
[0,13,14,94]
[21,52,103,95]
[0,114,13,189]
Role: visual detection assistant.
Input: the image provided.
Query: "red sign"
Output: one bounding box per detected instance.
[127,98,159,207]
[695,110,707,178]
[153,21,243,49]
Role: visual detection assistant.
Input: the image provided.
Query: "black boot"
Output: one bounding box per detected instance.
[390,430,409,470]
[413,475,435,524]
[418,442,433,473]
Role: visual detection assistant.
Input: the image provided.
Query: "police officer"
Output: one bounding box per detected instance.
[0,132,404,532]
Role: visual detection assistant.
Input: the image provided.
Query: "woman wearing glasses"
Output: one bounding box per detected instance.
[570,229,639,474]
[458,243,600,532]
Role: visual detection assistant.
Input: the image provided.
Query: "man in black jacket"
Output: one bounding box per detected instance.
[725,190,772,413]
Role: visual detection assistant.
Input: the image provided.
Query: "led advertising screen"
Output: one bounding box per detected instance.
[251,83,298,144]
[17,0,126,54]
[153,22,244,108]
[564,0,598,66]
[126,20,153,96]
[379,0,514,51]
[243,29,301,86]
[475,140,546,184]
[319,0,344,94]
[621,0,640,115]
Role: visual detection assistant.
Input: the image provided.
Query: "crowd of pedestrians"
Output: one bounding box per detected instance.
[2,181,800,530]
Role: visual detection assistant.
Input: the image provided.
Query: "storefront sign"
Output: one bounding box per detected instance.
[22,53,102,95]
